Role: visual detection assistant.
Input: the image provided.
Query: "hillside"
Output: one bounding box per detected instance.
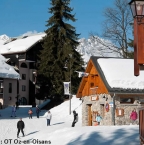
[0,96,139,145]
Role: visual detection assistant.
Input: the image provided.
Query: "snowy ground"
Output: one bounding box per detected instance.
[0,97,139,145]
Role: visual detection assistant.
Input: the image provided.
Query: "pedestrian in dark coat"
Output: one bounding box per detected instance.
[72,110,78,127]
[15,101,19,110]
[36,106,41,118]
[17,118,25,138]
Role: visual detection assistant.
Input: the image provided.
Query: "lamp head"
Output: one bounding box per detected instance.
[129,0,144,22]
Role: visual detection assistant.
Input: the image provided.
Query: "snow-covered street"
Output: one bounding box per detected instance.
[0,97,139,145]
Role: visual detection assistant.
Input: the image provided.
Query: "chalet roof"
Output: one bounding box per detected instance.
[90,56,144,94]
[0,33,46,55]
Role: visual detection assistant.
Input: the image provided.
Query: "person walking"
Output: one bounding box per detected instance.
[11,105,16,117]
[130,108,138,124]
[96,113,102,125]
[72,110,78,127]
[36,106,41,118]
[28,108,33,119]
[46,111,52,126]
[17,118,25,138]
[15,101,19,110]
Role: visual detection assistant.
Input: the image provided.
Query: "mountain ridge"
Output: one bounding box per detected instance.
[0,34,121,63]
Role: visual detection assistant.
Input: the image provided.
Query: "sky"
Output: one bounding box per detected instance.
[0,0,116,39]
[0,96,139,145]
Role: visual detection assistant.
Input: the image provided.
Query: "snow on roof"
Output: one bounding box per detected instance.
[0,55,20,79]
[97,58,144,89]
[0,33,46,54]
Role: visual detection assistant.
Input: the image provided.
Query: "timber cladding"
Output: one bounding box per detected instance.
[77,56,144,126]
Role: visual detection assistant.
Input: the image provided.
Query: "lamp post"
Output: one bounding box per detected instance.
[64,54,72,115]
[129,0,144,76]
[129,2,144,143]
[69,54,72,115]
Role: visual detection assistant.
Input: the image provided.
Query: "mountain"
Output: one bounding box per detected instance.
[0,34,121,64]
[76,36,121,63]
[0,34,10,45]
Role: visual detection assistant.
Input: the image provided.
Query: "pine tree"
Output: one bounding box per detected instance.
[127,38,134,59]
[37,0,84,99]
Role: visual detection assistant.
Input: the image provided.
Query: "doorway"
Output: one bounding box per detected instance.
[87,104,92,126]
[100,104,104,118]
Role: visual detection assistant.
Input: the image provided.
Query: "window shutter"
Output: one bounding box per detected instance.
[116,108,124,117]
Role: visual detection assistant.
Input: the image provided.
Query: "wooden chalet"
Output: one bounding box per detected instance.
[76,56,144,126]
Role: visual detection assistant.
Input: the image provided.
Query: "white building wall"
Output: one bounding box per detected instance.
[19,61,29,104]
[3,79,17,106]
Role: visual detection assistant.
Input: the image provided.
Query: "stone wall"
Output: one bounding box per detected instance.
[82,94,143,126]
[82,94,113,126]
[114,96,143,125]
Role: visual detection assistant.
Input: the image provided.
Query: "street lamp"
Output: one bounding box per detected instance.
[129,0,144,76]
[129,0,144,22]
[64,54,72,115]
[69,54,72,115]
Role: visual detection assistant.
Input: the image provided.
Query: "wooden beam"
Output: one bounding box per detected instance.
[134,18,140,76]
[137,19,144,65]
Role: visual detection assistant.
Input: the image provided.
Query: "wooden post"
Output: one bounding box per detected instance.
[137,19,144,65]
[134,18,140,76]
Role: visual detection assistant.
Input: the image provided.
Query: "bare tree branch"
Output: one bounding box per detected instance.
[91,0,133,58]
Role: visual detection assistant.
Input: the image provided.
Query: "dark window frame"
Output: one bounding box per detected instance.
[22,85,26,91]
[21,63,27,68]
[120,97,134,104]
[9,83,12,93]
[22,74,26,80]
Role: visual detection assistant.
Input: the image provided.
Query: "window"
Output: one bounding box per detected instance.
[120,97,134,104]
[22,85,26,91]
[0,82,3,93]
[21,63,27,68]
[90,83,94,87]
[22,74,26,80]
[20,97,27,105]
[9,83,12,93]
[0,82,3,88]
[116,108,124,117]
[0,88,3,93]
